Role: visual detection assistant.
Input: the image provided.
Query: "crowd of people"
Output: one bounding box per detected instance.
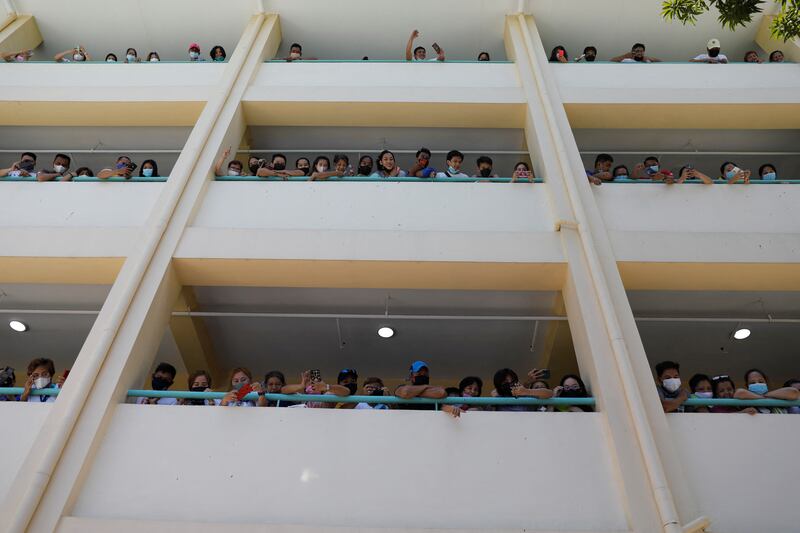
[215,148,535,181]
[551,40,787,64]
[654,360,800,414]
[2,358,592,418]
[0,152,162,180]
[2,43,227,63]
[584,153,780,185]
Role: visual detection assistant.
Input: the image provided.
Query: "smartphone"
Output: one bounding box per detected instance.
[432,43,441,54]
[19,160,35,172]
[62,370,70,380]
[309,369,322,383]
[557,50,565,57]
[235,383,253,402]
[539,368,551,380]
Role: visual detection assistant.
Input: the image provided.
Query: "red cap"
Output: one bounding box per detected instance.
[188,42,200,51]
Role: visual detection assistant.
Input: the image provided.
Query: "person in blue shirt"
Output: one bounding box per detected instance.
[19,358,59,403]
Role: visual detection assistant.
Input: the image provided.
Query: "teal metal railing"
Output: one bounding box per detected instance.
[266,59,513,64]
[0,176,167,182]
[609,178,800,185]
[215,176,543,183]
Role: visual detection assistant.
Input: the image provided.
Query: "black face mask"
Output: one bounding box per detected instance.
[190,386,207,392]
[273,162,286,171]
[299,166,310,176]
[708,48,720,58]
[412,375,430,386]
[151,376,171,391]
[479,167,493,177]
[358,165,372,176]
[345,383,358,395]
[498,382,514,397]
[370,388,384,396]
[560,388,585,398]
[249,163,260,174]
[585,55,596,62]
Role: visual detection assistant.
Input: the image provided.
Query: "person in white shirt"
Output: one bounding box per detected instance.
[54,46,90,63]
[38,153,75,182]
[19,358,59,403]
[435,150,470,179]
[405,29,445,62]
[0,152,38,179]
[355,377,391,410]
[137,362,179,405]
[611,43,661,63]
[2,48,33,62]
[691,39,728,64]
[218,367,267,407]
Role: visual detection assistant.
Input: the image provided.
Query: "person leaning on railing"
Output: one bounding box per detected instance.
[586,153,614,185]
[735,368,800,414]
[677,166,714,184]
[137,362,178,405]
[356,155,374,177]
[395,360,460,417]
[688,374,713,413]
[281,370,351,408]
[785,379,800,414]
[310,156,345,181]
[709,375,756,415]
[552,374,592,412]
[97,155,136,179]
[218,367,267,407]
[370,150,407,178]
[36,153,76,182]
[492,368,553,412]
[456,376,483,412]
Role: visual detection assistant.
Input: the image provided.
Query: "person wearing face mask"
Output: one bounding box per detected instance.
[335,368,360,409]
[354,377,390,410]
[295,157,311,176]
[1,151,39,179]
[473,156,499,179]
[395,360,454,414]
[612,43,661,63]
[37,153,75,182]
[477,52,490,62]
[688,373,713,413]
[435,150,470,179]
[179,370,215,406]
[612,165,630,180]
[2,48,33,62]
[218,367,267,407]
[575,46,598,63]
[456,376,483,412]
[74,166,94,177]
[553,374,592,412]
[677,165,714,184]
[147,51,160,63]
[720,161,751,184]
[55,46,91,63]
[586,153,614,184]
[734,368,800,414]
[139,159,159,179]
[19,358,58,403]
[105,53,118,63]
[281,370,351,408]
[282,42,317,62]
[632,156,671,181]
[309,155,344,181]
[491,368,553,412]
[655,360,688,413]
[255,153,305,179]
[690,38,728,64]
[98,155,136,179]
[124,48,140,63]
[356,155,374,177]
[210,45,226,62]
[769,50,785,63]
[187,42,204,62]
[784,379,800,414]
[263,370,295,407]
[758,163,778,181]
[136,362,179,405]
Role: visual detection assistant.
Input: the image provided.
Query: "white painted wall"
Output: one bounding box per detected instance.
[594,184,800,262]
[669,414,800,533]
[180,182,562,263]
[0,63,224,101]
[0,403,52,506]
[71,406,629,531]
[554,64,800,104]
[246,63,524,103]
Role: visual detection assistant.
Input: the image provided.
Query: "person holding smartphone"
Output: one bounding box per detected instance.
[511,161,534,182]
[281,370,351,408]
[218,367,266,407]
[405,30,445,62]
[0,152,38,179]
[492,368,553,411]
[97,155,137,179]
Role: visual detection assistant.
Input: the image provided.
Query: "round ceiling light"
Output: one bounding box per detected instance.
[377,326,395,338]
[9,320,28,332]
[733,328,751,340]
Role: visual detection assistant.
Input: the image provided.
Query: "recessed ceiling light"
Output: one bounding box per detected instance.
[9,320,28,332]
[733,328,751,340]
[377,326,394,338]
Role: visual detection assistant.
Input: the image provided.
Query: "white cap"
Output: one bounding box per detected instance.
[707,38,721,49]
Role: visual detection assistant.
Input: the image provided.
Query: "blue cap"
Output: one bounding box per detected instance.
[421,167,436,178]
[410,360,429,373]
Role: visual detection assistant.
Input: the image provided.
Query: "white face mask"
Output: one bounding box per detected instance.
[33,377,50,390]
[694,391,713,399]
[189,51,199,60]
[150,57,159,62]
[106,58,116,63]
[16,55,26,62]
[316,165,327,173]
[126,54,136,62]
[54,164,66,173]
[227,169,240,176]
[73,53,84,61]
[662,378,681,393]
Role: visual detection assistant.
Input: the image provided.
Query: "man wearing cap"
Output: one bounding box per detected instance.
[395,361,460,417]
[691,39,728,64]
[188,43,204,62]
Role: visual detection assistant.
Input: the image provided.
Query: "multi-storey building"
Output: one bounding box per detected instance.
[1,1,798,532]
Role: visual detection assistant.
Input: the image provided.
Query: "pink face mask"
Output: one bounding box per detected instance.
[305,385,315,394]
[462,391,474,397]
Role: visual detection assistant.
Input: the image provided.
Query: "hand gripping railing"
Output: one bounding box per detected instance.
[215,176,543,183]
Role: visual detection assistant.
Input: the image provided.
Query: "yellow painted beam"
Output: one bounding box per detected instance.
[0,15,42,55]
[242,101,526,128]
[0,257,122,284]
[619,262,800,290]
[173,258,566,291]
[169,287,223,387]
[755,15,800,63]
[565,103,800,129]
[0,101,204,126]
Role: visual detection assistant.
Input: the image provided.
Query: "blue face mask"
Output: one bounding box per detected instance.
[748,383,768,395]
[448,166,459,174]
[142,168,154,177]
[648,165,659,173]
[725,169,737,179]
[233,382,245,391]
[762,171,776,181]
[616,174,629,180]
[214,56,225,62]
